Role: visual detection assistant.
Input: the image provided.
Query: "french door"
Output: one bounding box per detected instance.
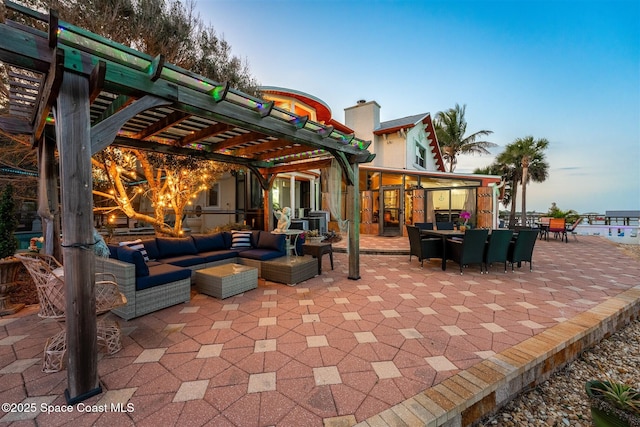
[381,186,402,236]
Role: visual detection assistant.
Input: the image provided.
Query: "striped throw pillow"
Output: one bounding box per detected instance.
[230,231,252,249]
[119,239,150,261]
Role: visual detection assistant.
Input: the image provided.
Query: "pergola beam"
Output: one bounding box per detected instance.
[211,131,269,152]
[262,158,333,175]
[134,110,190,140]
[91,96,172,155]
[177,122,234,146]
[231,138,286,156]
[256,144,312,161]
[112,136,271,168]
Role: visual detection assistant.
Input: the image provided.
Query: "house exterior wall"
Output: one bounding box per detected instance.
[405,122,439,171]
[379,132,407,169]
[344,100,381,165]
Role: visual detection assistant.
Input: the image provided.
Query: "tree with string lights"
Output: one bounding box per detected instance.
[93,148,236,236]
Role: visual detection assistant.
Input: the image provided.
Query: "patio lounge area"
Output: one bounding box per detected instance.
[1,235,639,426]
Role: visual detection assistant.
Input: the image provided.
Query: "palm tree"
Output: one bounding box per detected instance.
[513,137,549,225]
[495,145,522,227]
[495,137,550,226]
[434,104,496,172]
[478,159,520,227]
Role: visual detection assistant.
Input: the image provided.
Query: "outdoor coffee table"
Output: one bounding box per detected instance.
[261,256,317,286]
[195,263,258,299]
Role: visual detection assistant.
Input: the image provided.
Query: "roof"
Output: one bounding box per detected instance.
[0,3,374,187]
[261,86,354,134]
[374,113,428,135]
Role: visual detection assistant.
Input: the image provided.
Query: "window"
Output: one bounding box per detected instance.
[415,145,426,168]
[208,183,220,208]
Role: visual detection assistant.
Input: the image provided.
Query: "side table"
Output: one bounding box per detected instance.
[302,242,334,275]
[271,229,304,256]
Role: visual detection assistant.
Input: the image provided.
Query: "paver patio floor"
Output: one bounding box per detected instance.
[1,235,638,426]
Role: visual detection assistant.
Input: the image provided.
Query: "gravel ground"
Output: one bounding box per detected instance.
[478,244,640,427]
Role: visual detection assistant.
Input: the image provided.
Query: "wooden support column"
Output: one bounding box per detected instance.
[263,188,271,231]
[38,129,62,261]
[310,177,316,211]
[347,162,360,280]
[54,71,100,403]
[290,175,296,218]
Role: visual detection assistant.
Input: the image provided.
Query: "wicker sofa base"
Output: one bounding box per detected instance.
[261,256,317,286]
[97,253,316,319]
[96,257,191,320]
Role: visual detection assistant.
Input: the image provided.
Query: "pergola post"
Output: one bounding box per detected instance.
[54,71,100,403]
[264,187,274,231]
[38,129,62,261]
[347,162,360,280]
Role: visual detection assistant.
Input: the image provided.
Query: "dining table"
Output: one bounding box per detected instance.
[419,229,465,270]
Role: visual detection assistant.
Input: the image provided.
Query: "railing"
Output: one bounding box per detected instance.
[502,213,639,245]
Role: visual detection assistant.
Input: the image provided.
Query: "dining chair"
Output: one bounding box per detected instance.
[507,229,538,271]
[414,222,434,230]
[406,225,442,267]
[538,217,551,240]
[446,228,489,274]
[435,221,454,230]
[483,229,514,273]
[548,218,567,242]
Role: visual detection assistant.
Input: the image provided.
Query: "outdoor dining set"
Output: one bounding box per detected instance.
[537,217,583,243]
[406,222,539,274]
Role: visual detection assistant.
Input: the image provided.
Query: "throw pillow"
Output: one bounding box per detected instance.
[119,239,149,262]
[155,236,198,257]
[230,231,252,249]
[257,231,285,252]
[192,233,226,252]
[117,245,150,277]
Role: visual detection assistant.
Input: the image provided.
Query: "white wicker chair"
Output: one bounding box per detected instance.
[16,253,126,373]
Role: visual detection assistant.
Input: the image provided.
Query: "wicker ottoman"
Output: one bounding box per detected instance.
[261,256,317,286]
[195,263,258,299]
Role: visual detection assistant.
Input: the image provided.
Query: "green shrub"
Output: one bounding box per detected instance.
[0,184,18,259]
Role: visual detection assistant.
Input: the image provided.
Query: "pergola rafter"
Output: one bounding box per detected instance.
[0,1,372,404]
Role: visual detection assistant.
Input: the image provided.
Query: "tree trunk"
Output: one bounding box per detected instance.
[521,166,529,226]
[509,179,519,228]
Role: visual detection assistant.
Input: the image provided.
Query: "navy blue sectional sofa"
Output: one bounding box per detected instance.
[96,231,287,320]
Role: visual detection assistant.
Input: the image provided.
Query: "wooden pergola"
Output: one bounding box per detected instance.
[0,1,373,402]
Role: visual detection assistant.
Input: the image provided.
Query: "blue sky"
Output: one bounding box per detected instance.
[195,0,639,214]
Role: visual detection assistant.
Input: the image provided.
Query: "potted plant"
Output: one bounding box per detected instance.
[586,379,640,427]
[305,229,324,244]
[459,211,471,231]
[0,184,25,315]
